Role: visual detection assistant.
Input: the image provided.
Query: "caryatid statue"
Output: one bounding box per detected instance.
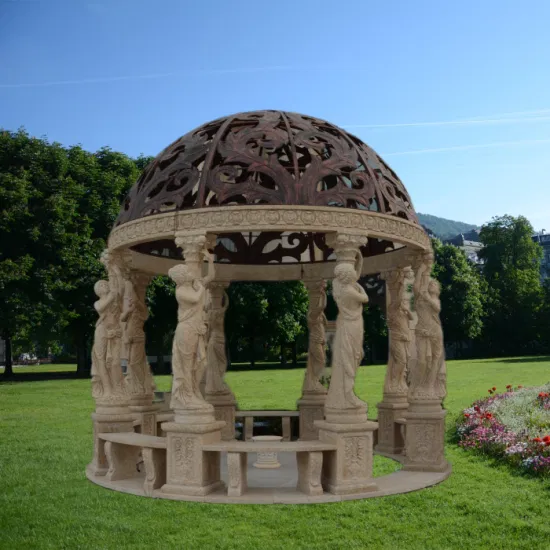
[409,252,446,401]
[325,251,369,411]
[302,280,328,395]
[168,245,216,411]
[91,250,126,403]
[204,282,233,397]
[382,269,414,396]
[121,272,155,403]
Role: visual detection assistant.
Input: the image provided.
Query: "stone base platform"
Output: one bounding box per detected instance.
[86,451,451,504]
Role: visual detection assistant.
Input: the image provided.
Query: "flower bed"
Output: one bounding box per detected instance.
[454,383,550,476]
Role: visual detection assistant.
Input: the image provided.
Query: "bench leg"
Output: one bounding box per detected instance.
[244,417,253,441]
[282,416,291,442]
[296,451,323,496]
[142,448,167,496]
[227,452,247,497]
[104,442,140,481]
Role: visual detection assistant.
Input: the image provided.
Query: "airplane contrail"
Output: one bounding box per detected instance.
[0,65,298,89]
[382,138,550,156]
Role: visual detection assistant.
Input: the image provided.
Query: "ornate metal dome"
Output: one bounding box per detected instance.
[116,110,418,226]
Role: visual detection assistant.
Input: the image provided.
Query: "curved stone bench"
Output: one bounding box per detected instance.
[98,432,167,496]
[203,440,337,497]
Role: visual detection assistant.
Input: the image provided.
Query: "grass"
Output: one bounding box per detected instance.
[1,357,550,550]
[0,363,77,375]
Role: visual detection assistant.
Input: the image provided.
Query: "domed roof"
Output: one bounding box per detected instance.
[116,110,418,227]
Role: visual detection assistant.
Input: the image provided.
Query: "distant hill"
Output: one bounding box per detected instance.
[417,213,478,240]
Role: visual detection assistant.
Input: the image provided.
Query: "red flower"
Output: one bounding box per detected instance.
[539,393,545,398]
[533,437,543,443]
[543,435,550,443]
[492,387,497,391]
[464,413,470,418]
[506,385,512,389]
[474,406,481,412]
[485,413,493,419]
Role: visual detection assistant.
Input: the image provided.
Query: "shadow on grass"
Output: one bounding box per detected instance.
[455,355,550,365]
[0,371,81,384]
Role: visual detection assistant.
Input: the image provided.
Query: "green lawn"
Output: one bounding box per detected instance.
[1,357,549,550]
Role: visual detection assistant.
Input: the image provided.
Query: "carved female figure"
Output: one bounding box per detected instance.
[205,285,231,395]
[91,259,125,401]
[385,271,414,395]
[411,257,445,399]
[326,258,369,410]
[121,276,153,397]
[169,250,215,410]
[303,280,328,394]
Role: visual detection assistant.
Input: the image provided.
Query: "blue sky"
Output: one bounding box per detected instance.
[1,0,550,231]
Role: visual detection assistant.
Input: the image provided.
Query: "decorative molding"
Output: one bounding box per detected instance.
[108,206,430,253]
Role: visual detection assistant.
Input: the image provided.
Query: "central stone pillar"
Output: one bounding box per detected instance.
[297,279,328,440]
[204,281,237,441]
[161,233,225,497]
[375,268,414,455]
[87,250,135,477]
[403,250,449,473]
[315,233,378,495]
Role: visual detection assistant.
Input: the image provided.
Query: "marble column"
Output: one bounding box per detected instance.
[315,233,378,495]
[204,281,237,441]
[403,250,449,473]
[161,232,225,497]
[121,269,159,435]
[375,267,414,455]
[87,249,135,477]
[297,279,328,441]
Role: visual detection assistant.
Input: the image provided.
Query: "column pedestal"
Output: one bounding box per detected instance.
[129,404,160,436]
[375,394,408,455]
[403,400,449,472]
[297,392,326,440]
[87,404,135,477]
[161,420,226,497]
[206,392,236,441]
[315,419,378,495]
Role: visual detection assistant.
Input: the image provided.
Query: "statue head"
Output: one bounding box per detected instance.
[94,280,110,297]
[428,278,440,296]
[168,264,194,285]
[334,263,356,284]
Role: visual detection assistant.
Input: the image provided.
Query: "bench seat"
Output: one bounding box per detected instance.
[203,440,336,497]
[98,432,167,495]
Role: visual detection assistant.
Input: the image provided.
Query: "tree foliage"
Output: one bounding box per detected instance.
[431,238,484,350]
[478,215,544,355]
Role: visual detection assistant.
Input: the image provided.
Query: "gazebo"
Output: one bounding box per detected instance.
[86,110,450,503]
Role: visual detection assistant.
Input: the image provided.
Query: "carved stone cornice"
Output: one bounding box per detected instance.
[108,206,430,253]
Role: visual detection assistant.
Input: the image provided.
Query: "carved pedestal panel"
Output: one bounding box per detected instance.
[206,392,236,441]
[297,395,326,441]
[375,396,409,455]
[315,420,378,495]
[130,405,160,436]
[161,420,225,496]
[87,407,135,477]
[403,401,448,472]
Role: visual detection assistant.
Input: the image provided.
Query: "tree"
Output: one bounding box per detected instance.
[431,238,484,355]
[0,130,86,376]
[478,215,544,356]
[225,282,308,366]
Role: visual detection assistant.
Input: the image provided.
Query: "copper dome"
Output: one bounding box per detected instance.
[116,110,418,227]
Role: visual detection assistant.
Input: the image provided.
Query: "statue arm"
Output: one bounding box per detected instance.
[177,285,203,304]
[202,250,216,286]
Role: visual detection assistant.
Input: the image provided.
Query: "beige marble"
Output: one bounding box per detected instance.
[324,234,369,424]
[161,420,225,497]
[121,270,155,406]
[168,234,216,423]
